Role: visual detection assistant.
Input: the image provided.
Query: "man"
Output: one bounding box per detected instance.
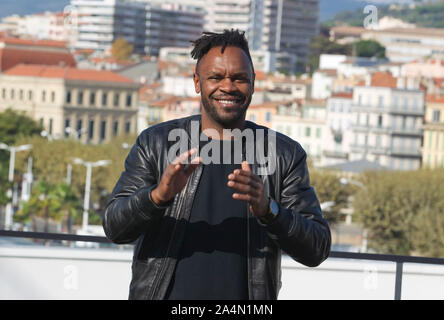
[103,30,331,300]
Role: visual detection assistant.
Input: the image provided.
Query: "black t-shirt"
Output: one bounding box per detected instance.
[166,138,249,300]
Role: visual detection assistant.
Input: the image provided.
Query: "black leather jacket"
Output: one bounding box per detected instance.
[103,115,331,300]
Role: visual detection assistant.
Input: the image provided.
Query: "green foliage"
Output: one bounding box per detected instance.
[13,133,137,230]
[309,168,353,225]
[324,2,444,29]
[307,34,352,72]
[0,109,43,205]
[353,40,386,59]
[15,181,82,233]
[353,169,444,257]
[111,38,134,62]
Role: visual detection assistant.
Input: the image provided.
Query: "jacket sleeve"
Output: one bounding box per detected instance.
[264,143,331,267]
[103,133,170,244]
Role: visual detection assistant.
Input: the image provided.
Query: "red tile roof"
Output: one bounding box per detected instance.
[0,36,76,71]
[0,37,68,48]
[370,72,397,88]
[3,64,135,84]
[331,92,353,99]
[426,94,444,104]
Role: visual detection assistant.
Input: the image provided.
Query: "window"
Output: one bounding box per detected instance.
[77,120,83,139]
[41,91,46,102]
[265,112,271,122]
[100,121,106,140]
[89,120,95,140]
[316,128,321,139]
[49,118,53,135]
[51,91,55,103]
[432,110,441,123]
[78,91,84,105]
[102,92,108,106]
[378,96,384,108]
[10,89,15,100]
[90,92,96,106]
[375,135,381,147]
[114,93,120,107]
[249,114,256,121]
[393,96,399,109]
[1,88,5,99]
[19,90,24,101]
[378,115,383,128]
[125,121,131,133]
[66,91,71,104]
[402,116,407,130]
[28,90,33,101]
[113,121,118,136]
[126,94,132,107]
[65,119,70,138]
[305,127,311,137]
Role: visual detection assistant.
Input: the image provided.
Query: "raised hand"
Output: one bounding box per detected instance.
[151,148,202,206]
[227,161,269,218]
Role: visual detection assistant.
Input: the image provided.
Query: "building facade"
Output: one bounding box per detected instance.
[322,92,354,166]
[204,0,319,73]
[350,73,425,171]
[422,95,444,168]
[0,64,140,144]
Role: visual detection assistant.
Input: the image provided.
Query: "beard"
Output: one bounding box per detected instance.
[200,90,252,128]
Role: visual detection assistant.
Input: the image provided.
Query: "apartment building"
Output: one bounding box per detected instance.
[322,92,354,166]
[71,0,147,54]
[143,3,204,56]
[350,72,425,171]
[0,64,140,144]
[272,100,326,166]
[422,95,444,168]
[71,0,204,57]
[205,0,319,73]
[362,27,444,63]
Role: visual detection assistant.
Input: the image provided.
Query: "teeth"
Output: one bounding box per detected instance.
[218,100,239,105]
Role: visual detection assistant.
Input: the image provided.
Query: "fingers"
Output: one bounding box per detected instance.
[227,162,263,204]
[172,148,198,165]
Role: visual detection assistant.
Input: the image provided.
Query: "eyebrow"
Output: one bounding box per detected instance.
[206,71,250,78]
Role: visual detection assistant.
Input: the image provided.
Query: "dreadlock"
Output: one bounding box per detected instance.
[191,29,254,73]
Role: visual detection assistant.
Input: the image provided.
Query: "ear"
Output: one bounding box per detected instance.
[193,72,200,94]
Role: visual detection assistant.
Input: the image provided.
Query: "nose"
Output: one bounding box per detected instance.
[219,77,237,93]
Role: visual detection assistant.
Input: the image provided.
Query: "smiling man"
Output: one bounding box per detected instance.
[103,29,331,300]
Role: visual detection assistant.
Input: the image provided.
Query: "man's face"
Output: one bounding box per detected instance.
[193,46,255,128]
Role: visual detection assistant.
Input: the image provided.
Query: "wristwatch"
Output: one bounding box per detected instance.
[259,197,280,225]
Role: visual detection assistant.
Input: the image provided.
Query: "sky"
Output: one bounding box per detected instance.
[0,0,418,21]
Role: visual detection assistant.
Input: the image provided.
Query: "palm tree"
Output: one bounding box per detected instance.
[16,181,82,233]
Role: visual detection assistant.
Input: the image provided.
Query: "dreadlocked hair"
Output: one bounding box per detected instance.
[191,29,254,72]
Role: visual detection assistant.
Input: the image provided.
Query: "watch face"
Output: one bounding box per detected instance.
[270,200,279,216]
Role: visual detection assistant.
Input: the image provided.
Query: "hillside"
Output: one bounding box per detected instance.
[325,1,444,28]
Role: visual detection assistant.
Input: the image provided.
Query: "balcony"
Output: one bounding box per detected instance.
[351,125,423,136]
[351,104,425,116]
[1,231,444,299]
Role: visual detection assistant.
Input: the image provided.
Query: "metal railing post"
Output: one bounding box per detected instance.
[394,262,403,300]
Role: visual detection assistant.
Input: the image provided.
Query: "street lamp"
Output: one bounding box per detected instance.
[0,143,32,229]
[71,157,111,233]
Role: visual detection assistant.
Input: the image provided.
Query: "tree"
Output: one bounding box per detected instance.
[111,38,133,62]
[353,40,386,59]
[353,169,444,257]
[309,169,354,225]
[15,181,82,233]
[306,34,352,72]
[0,109,43,205]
